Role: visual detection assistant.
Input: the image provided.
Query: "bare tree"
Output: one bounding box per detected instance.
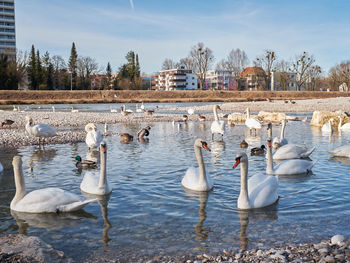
[217,48,249,77]
[161,58,178,70]
[328,61,350,90]
[290,51,315,90]
[179,56,196,71]
[189,42,214,90]
[254,50,277,73]
[77,56,99,89]
[275,60,291,91]
[51,55,66,89]
[306,65,322,90]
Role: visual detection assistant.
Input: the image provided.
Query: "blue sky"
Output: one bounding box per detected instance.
[16,0,350,75]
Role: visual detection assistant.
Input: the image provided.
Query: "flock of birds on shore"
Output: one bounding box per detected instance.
[1,103,350,215]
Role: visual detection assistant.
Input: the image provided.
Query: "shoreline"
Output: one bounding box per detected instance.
[1,97,350,148]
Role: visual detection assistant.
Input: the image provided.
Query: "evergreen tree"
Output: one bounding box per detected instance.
[0,55,8,89]
[27,45,37,89]
[46,63,54,90]
[135,54,140,77]
[36,50,44,89]
[68,42,78,90]
[106,62,112,89]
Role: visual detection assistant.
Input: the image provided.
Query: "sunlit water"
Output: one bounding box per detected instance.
[1,113,350,262]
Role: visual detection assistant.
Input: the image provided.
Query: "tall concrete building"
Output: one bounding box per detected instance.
[0,0,15,57]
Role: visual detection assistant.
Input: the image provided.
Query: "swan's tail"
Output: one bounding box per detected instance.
[58,198,97,212]
[301,146,316,158]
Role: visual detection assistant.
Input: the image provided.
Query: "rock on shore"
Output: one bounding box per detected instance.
[0,234,73,263]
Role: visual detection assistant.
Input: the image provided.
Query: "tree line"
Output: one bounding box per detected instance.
[162,43,347,91]
[1,41,349,90]
[0,42,146,90]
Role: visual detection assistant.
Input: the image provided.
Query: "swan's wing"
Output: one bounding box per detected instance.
[245,118,262,129]
[181,167,212,191]
[341,123,350,131]
[80,171,99,192]
[211,120,224,134]
[13,188,90,213]
[35,124,57,137]
[85,130,99,148]
[329,144,350,157]
[248,175,278,208]
[274,159,314,175]
[273,144,306,159]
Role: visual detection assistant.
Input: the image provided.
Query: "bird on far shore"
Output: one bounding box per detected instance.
[197,114,206,122]
[1,119,14,128]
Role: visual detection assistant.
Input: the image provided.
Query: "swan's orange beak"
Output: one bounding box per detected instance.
[233,159,240,169]
[203,144,211,152]
[101,145,107,153]
[267,140,271,148]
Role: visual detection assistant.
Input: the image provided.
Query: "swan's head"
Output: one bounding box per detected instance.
[233,152,248,168]
[213,105,221,111]
[85,123,97,133]
[145,126,151,131]
[25,116,33,125]
[100,141,107,153]
[12,155,22,167]
[266,138,272,148]
[194,138,211,151]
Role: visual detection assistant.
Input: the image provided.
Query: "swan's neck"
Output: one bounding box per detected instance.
[268,127,272,139]
[280,121,286,139]
[213,107,219,121]
[239,160,250,208]
[12,162,26,207]
[195,145,207,184]
[266,143,274,174]
[338,118,342,130]
[99,150,107,188]
[246,108,250,119]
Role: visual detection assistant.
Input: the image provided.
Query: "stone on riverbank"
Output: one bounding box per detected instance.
[0,234,73,263]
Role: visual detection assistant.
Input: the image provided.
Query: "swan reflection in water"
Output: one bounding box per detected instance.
[238,203,278,250]
[183,189,212,242]
[211,140,225,164]
[28,147,57,173]
[330,156,350,165]
[82,192,112,246]
[11,209,97,235]
[86,150,100,163]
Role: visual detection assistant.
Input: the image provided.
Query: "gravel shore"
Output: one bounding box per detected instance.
[1,97,350,149]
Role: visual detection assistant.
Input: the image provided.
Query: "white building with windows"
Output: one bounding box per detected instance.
[155,66,197,91]
[270,71,298,91]
[0,0,15,57]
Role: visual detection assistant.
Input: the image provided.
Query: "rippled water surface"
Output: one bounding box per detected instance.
[1,114,350,262]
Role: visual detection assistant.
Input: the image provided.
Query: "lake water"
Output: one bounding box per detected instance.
[0,112,349,262]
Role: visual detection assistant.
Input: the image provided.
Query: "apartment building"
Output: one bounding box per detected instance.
[204,70,237,90]
[0,0,15,57]
[239,67,268,90]
[155,66,197,91]
[271,71,298,91]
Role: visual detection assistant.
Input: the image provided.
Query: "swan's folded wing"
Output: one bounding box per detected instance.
[249,175,278,208]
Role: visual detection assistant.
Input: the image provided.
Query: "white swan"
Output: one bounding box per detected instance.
[25,116,57,144]
[10,156,96,213]
[321,118,334,134]
[210,105,225,140]
[71,107,79,113]
[245,107,262,135]
[329,144,350,157]
[338,116,350,131]
[272,119,288,149]
[140,102,145,110]
[273,143,315,160]
[136,104,143,113]
[188,108,195,115]
[233,152,278,209]
[80,142,112,195]
[181,138,213,192]
[110,106,118,113]
[85,123,103,150]
[266,139,316,175]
